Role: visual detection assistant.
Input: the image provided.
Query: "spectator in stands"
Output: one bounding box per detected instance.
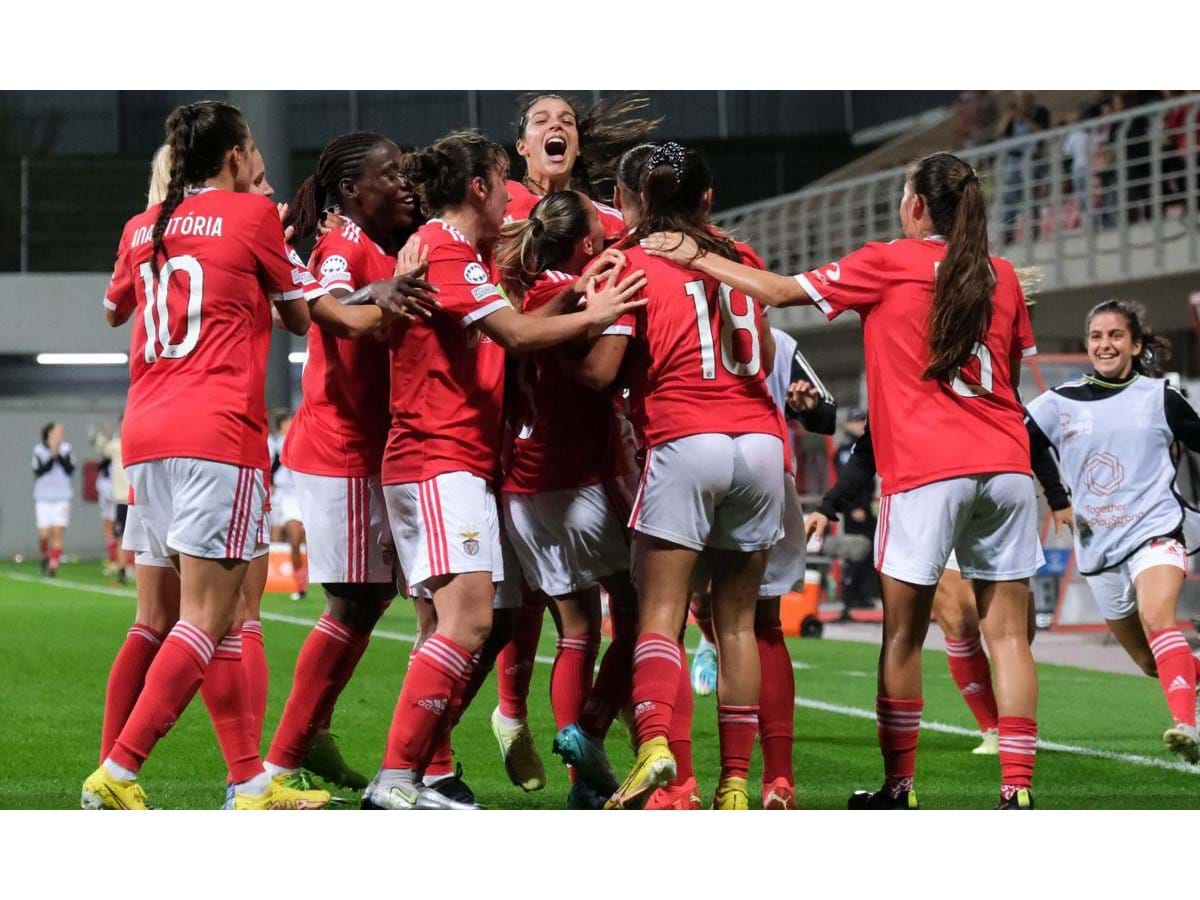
[1062,109,1092,223]
[997,92,1051,243]
[33,422,74,577]
[832,408,876,617]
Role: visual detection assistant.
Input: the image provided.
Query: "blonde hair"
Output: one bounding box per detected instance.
[147,144,172,208]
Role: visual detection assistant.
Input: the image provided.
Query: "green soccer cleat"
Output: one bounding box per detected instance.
[303,731,369,791]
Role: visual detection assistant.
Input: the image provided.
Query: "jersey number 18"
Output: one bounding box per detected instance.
[684,280,760,380]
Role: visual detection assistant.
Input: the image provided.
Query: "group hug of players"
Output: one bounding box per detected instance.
[81,93,1200,811]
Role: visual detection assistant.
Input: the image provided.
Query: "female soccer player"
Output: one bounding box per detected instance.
[264,131,425,793]
[32,422,74,577]
[360,130,646,810]
[83,100,399,810]
[1027,300,1200,763]
[807,416,1073,754]
[566,142,786,810]
[645,151,1043,810]
[506,93,657,236]
[493,190,641,808]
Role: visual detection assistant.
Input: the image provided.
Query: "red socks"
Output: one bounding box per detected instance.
[1150,629,1197,726]
[631,634,682,744]
[579,600,636,738]
[106,537,119,564]
[718,705,759,781]
[48,545,62,574]
[199,630,264,784]
[109,621,215,773]
[383,634,472,770]
[426,651,487,779]
[99,625,163,762]
[240,620,267,749]
[876,696,922,796]
[551,637,599,729]
[669,643,694,782]
[496,604,544,720]
[998,715,1037,796]
[756,621,795,785]
[267,615,368,769]
[945,636,999,733]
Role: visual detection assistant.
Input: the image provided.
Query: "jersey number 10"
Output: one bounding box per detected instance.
[684,280,760,380]
[138,255,204,364]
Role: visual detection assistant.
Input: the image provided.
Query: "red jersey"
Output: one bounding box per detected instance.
[504,180,626,239]
[796,236,1037,494]
[282,220,393,477]
[503,270,628,494]
[616,245,783,450]
[381,219,511,484]
[104,189,317,470]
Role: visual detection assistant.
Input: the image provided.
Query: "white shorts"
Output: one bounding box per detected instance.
[126,459,266,562]
[272,487,303,526]
[35,500,71,530]
[502,481,631,596]
[97,479,115,522]
[253,509,271,560]
[1085,537,1188,620]
[760,477,807,597]
[630,432,785,552]
[293,472,395,584]
[383,471,504,600]
[876,473,1041,587]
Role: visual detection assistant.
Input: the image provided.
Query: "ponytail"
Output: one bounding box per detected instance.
[495,191,592,295]
[149,101,249,277]
[402,130,507,217]
[283,175,325,245]
[910,153,995,383]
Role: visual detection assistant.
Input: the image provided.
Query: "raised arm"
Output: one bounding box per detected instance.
[640,233,810,308]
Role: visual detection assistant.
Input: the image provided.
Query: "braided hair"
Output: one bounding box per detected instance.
[284,131,390,243]
[151,101,248,276]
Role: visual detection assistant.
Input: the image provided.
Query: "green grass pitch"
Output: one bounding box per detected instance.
[0,560,1196,809]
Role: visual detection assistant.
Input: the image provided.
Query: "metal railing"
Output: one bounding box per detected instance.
[712,94,1200,328]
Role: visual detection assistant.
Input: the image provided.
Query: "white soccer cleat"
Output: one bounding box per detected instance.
[490,707,546,791]
[1163,722,1200,765]
[971,728,999,755]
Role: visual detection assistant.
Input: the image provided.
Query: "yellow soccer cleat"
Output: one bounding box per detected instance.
[972,728,1000,755]
[712,777,749,810]
[490,707,546,792]
[604,737,676,810]
[233,774,331,810]
[81,766,148,810]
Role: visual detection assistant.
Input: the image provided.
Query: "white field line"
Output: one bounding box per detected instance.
[6,571,1198,777]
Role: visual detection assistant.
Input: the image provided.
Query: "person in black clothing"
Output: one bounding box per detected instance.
[827,409,876,615]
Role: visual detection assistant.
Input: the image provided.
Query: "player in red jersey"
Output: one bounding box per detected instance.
[359,130,646,810]
[83,101,334,810]
[566,143,785,810]
[644,151,1043,809]
[505,93,658,240]
[492,190,643,808]
[489,97,657,767]
[263,131,432,795]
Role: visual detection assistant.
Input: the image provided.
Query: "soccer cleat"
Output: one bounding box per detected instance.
[233,774,330,810]
[645,777,703,810]
[414,783,480,810]
[552,723,618,796]
[604,737,676,810]
[491,707,546,792]
[762,777,798,810]
[290,590,306,602]
[361,773,420,810]
[972,728,1000,755]
[303,731,369,790]
[221,784,235,810]
[690,638,718,696]
[712,777,750,810]
[424,764,477,807]
[567,780,609,810]
[996,788,1035,809]
[81,766,148,810]
[847,786,919,809]
[1163,722,1200,764]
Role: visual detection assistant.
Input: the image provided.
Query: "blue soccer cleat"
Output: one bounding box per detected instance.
[690,638,717,696]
